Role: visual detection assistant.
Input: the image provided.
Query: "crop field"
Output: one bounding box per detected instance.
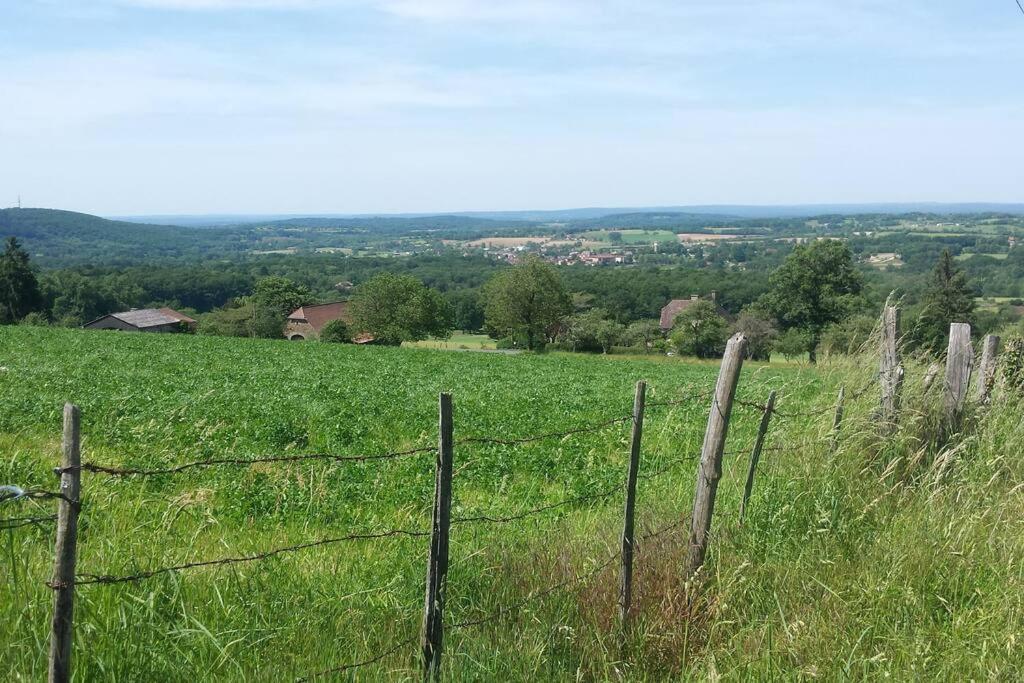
[580,229,678,245]
[2,326,1023,681]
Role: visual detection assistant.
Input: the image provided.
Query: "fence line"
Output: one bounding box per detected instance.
[71,527,430,586]
[27,319,926,682]
[0,514,57,530]
[61,446,436,478]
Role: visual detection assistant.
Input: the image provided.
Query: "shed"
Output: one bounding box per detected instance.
[84,307,196,333]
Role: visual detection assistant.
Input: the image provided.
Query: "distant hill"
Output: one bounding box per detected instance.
[0,208,241,266]
[116,202,1024,226]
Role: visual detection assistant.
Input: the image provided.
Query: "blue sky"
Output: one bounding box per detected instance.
[2,1,1022,215]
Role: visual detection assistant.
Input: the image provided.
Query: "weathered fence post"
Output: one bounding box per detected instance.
[422,393,454,682]
[922,363,940,393]
[879,304,902,431]
[48,403,81,683]
[619,380,646,629]
[943,323,973,425]
[686,333,747,579]
[739,390,776,523]
[977,334,1000,404]
[830,385,846,450]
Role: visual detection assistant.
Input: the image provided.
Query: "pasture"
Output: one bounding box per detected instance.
[2,326,1023,680]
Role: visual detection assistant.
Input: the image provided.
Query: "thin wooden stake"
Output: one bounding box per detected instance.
[922,363,940,393]
[619,380,646,629]
[830,384,846,450]
[686,333,747,579]
[977,334,1000,404]
[944,323,973,425]
[48,404,81,683]
[739,390,775,523]
[879,304,902,432]
[422,393,454,682]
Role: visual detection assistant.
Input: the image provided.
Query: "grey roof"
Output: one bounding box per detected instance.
[111,309,181,328]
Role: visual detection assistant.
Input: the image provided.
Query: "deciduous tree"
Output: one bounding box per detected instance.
[483,256,571,350]
[351,273,453,345]
[760,240,863,362]
[0,237,43,324]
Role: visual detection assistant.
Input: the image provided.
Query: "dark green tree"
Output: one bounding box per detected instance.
[731,309,778,361]
[482,256,572,350]
[249,277,311,338]
[0,237,43,324]
[760,240,864,362]
[670,300,729,358]
[350,273,453,345]
[914,249,976,352]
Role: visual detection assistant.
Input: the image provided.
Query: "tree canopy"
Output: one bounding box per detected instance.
[912,249,976,352]
[760,240,864,362]
[0,237,43,324]
[482,256,572,350]
[350,273,453,345]
[670,300,729,358]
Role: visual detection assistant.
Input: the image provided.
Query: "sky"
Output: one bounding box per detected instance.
[1,0,1022,215]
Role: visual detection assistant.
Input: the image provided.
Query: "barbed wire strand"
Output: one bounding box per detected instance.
[71,527,429,587]
[62,446,436,478]
[295,634,419,681]
[458,415,632,447]
[0,514,57,530]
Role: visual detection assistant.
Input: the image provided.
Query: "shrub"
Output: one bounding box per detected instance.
[1001,336,1024,390]
[319,319,351,343]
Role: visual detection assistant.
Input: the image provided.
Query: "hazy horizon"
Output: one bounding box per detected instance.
[3,1,1023,215]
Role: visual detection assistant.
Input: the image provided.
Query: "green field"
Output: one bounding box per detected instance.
[2,327,1023,680]
[581,229,678,244]
[404,332,498,350]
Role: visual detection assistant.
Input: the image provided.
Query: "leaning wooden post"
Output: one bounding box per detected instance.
[879,304,902,432]
[943,323,973,426]
[977,334,1000,404]
[739,390,775,523]
[619,380,646,629]
[686,333,747,579]
[48,403,81,683]
[421,393,454,682]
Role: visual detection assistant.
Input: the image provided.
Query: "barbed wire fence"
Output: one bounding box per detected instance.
[5,309,981,682]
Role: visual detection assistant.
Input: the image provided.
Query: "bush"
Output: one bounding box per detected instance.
[19,312,49,326]
[819,314,877,357]
[1001,337,1024,391]
[774,328,813,361]
[319,319,350,343]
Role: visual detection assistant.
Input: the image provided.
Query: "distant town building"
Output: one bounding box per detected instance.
[577,251,633,266]
[84,307,196,333]
[659,293,728,331]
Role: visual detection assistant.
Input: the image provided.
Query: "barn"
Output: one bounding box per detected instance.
[84,307,197,333]
[285,302,351,341]
[659,293,730,331]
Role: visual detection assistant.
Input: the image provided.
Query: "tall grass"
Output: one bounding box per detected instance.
[1,326,1022,680]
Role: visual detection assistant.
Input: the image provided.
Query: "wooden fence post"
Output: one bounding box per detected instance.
[686,333,747,579]
[739,390,776,523]
[48,403,81,683]
[619,380,646,629]
[977,334,1000,404]
[943,323,973,425]
[830,385,846,450]
[879,305,902,431]
[421,393,454,682]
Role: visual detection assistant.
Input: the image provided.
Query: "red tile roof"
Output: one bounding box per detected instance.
[287,302,351,333]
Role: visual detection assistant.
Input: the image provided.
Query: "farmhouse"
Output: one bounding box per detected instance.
[285,302,352,341]
[659,293,729,331]
[84,307,196,333]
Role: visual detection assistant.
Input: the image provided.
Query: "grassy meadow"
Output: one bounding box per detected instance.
[1,326,1023,680]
